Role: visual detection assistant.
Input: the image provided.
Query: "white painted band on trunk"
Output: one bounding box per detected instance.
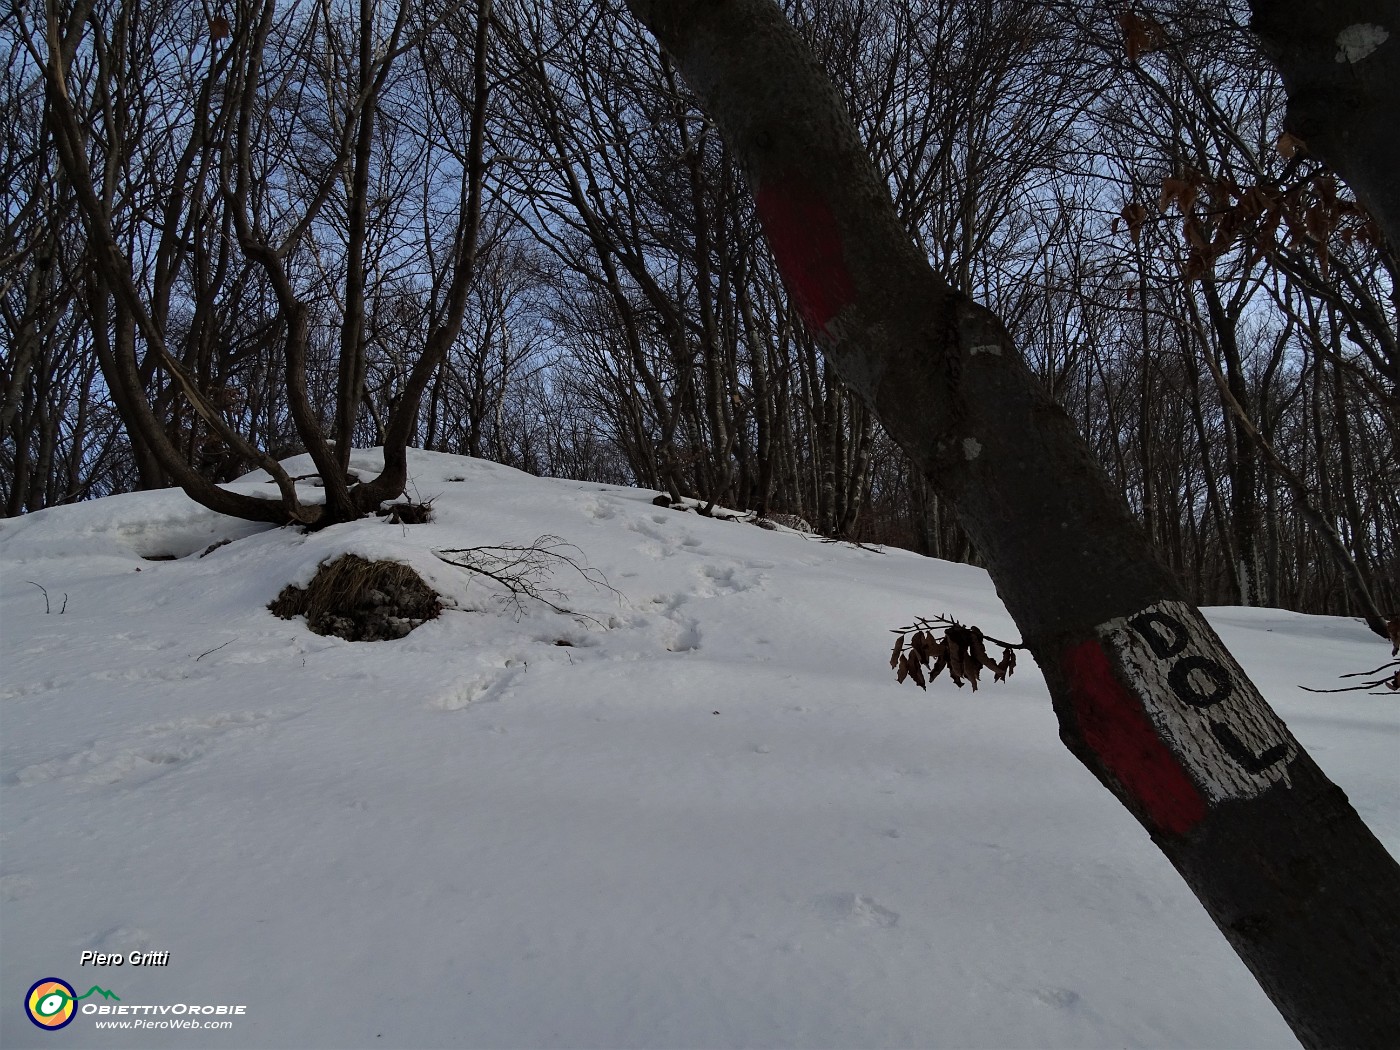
[1097,599,1295,803]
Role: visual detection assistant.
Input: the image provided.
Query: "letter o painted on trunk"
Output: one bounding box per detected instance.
[1168,656,1232,708]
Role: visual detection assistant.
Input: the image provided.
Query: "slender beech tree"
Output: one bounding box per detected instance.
[621,1,1400,1045]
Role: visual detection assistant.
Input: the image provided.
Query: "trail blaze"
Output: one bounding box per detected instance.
[754,177,855,333]
[1063,638,1207,837]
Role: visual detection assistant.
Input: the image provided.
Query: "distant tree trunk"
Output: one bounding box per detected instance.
[623,2,1400,1045]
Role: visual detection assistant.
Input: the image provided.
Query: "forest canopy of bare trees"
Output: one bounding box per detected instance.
[3,0,1395,618]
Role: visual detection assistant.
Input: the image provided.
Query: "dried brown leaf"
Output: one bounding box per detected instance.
[994,647,1017,683]
[971,628,999,672]
[1277,131,1305,159]
[1160,177,1198,215]
[1117,10,1166,62]
[909,658,927,691]
[946,642,966,686]
[1119,202,1148,245]
[890,633,906,669]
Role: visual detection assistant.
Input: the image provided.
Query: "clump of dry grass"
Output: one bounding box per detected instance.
[269,554,441,641]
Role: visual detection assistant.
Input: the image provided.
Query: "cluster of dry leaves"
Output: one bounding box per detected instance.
[1116,166,1378,283]
[889,617,1018,692]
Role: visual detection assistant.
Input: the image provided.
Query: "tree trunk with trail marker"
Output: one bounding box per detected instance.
[622,2,1400,1045]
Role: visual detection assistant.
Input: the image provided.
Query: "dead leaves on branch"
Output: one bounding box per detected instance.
[890,616,1020,692]
[1117,10,1167,63]
[1115,166,1381,284]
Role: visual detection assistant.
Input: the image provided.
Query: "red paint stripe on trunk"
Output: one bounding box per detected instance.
[1063,638,1207,837]
[754,178,855,333]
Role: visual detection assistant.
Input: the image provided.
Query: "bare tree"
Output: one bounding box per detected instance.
[10,0,493,527]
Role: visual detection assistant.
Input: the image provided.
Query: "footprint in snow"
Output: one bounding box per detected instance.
[814,892,900,928]
[667,619,701,653]
[7,711,281,788]
[1033,987,1083,1009]
[0,874,35,900]
[90,926,155,957]
[433,667,523,711]
[697,563,753,595]
[583,499,618,521]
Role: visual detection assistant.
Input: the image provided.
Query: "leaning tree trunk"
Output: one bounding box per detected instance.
[621,2,1400,1046]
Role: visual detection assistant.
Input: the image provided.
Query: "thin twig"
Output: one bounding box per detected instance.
[434,535,620,624]
[1338,660,1399,680]
[195,639,236,661]
[1300,661,1399,694]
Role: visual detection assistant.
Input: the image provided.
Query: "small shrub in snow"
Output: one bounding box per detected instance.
[269,555,441,641]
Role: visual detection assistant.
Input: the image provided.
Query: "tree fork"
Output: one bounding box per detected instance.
[622,1,1400,1044]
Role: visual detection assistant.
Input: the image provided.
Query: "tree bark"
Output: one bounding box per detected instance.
[1248,0,1400,252]
[622,2,1400,1045]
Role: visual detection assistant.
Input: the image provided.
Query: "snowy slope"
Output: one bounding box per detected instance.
[2,449,1395,1049]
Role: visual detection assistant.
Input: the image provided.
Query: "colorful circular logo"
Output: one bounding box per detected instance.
[25,978,77,1031]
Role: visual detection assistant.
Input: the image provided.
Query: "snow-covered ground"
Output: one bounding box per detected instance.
[2,449,1395,1049]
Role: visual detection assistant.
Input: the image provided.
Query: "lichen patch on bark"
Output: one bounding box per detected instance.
[1335,23,1389,63]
